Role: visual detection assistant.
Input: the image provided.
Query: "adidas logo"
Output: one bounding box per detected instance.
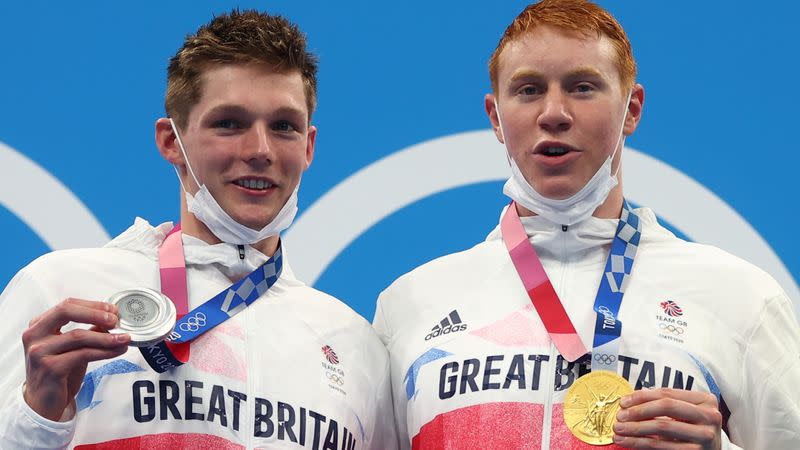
[425,310,468,341]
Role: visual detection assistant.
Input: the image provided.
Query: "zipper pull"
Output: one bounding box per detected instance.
[237,245,245,260]
[561,225,568,232]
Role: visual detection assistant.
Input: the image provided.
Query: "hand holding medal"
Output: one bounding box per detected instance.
[21,297,131,421]
[612,388,722,449]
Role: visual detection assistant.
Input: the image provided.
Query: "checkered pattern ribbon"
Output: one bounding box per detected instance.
[591,200,642,372]
[168,245,282,344]
[140,225,283,372]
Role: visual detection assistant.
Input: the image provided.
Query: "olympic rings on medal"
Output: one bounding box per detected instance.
[179,312,208,332]
[593,354,617,364]
[658,323,685,334]
[326,371,345,386]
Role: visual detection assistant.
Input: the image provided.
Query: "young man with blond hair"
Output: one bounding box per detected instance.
[0,10,397,449]
[374,1,800,449]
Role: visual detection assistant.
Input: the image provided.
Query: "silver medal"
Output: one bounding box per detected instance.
[106,288,177,347]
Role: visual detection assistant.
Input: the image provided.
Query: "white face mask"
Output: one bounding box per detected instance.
[497,91,632,226]
[169,119,299,245]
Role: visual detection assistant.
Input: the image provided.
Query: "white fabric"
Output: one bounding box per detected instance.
[0,218,397,450]
[502,154,618,226]
[374,207,800,450]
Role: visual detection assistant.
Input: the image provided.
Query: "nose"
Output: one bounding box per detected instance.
[537,90,573,133]
[241,122,272,163]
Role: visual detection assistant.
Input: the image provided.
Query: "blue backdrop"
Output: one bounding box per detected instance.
[1,1,797,320]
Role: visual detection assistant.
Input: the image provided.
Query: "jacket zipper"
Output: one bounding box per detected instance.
[542,224,570,449]
[243,300,254,449]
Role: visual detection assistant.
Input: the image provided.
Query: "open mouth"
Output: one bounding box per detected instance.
[540,146,570,157]
[234,178,275,191]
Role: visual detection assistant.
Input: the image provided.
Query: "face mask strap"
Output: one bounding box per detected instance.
[169,118,202,191]
[494,99,516,170]
[610,89,634,179]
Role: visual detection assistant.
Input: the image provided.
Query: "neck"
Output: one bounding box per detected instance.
[516,183,625,221]
[178,197,280,257]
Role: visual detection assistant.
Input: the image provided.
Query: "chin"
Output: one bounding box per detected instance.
[533,183,580,200]
[231,211,276,231]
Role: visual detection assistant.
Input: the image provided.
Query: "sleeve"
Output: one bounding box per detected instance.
[730,292,800,449]
[372,296,411,450]
[0,269,76,450]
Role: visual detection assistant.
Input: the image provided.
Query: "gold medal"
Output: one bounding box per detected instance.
[563,371,633,445]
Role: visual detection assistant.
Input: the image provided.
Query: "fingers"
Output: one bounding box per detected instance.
[24,298,119,342]
[21,297,131,421]
[614,388,722,449]
[618,389,720,424]
[621,388,718,409]
[27,339,130,378]
[25,328,131,383]
[613,433,705,449]
[614,417,718,445]
[30,328,130,357]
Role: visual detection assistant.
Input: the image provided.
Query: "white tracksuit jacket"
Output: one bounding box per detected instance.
[374,207,800,450]
[0,219,398,450]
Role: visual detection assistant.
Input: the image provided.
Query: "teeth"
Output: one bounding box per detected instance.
[236,179,273,190]
[543,147,568,156]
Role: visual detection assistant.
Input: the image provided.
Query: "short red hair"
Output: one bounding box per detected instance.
[489,0,636,92]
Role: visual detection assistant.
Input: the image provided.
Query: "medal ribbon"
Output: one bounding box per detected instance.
[501,200,642,367]
[139,225,284,372]
[589,202,641,372]
[156,225,190,365]
[501,202,588,362]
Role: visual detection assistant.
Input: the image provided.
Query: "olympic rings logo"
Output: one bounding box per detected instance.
[179,312,207,332]
[326,371,345,386]
[593,354,617,364]
[659,323,685,334]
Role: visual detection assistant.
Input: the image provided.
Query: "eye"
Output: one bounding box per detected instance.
[573,83,595,94]
[213,119,242,130]
[517,85,541,96]
[272,120,298,133]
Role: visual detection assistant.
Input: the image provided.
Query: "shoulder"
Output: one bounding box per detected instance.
[281,281,388,363]
[5,217,164,300]
[381,239,502,301]
[290,283,369,325]
[22,246,145,284]
[375,239,506,338]
[636,208,786,300]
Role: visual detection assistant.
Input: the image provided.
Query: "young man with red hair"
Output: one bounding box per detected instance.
[0,10,397,450]
[374,1,800,449]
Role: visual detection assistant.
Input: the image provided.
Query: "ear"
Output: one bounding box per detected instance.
[155,118,185,166]
[623,84,645,136]
[304,124,317,170]
[484,93,505,144]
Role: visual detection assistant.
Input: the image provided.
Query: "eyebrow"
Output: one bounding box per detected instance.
[509,67,605,83]
[204,103,306,118]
